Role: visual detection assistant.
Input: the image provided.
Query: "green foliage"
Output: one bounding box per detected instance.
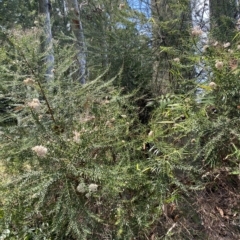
[0,17,158,238]
[139,28,240,237]
[0,0,37,29]
[1,1,240,239]
[82,0,152,92]
[151,0,194,95]
[210,0,237,42]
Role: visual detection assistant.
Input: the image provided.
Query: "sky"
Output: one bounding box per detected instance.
[128,0,151,18]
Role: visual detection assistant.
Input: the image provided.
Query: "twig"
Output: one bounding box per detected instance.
[18,49,56,123]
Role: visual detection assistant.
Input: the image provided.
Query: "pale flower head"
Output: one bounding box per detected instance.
[229,58,238,70]
[32,145,47,158]
[209,82,217,89]
[223,42,231,48]
[24,164,32,171]
[119,3,125,10]
[215,60,224,70]
[77,183,86,193]
[202,45,209,52]
[173,58,180,63]
[148,130,153,137]
[73,130,80,143]
[105,120,112,127]
[27,98,41,110]
[89,183,98,192]
[191,139,196,144]
[191,26,203,37]
[23,78,35,86]
[237,45,240,50]
[85,193,91,198]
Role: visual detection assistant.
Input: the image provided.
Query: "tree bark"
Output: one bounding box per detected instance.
[151,0,191,95]
[67,0,87,84]
[39,0,54,81]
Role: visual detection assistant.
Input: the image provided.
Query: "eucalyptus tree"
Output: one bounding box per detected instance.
[151,0,192,95]
[66,0,87,84]
[39,0,54,80]
[73,0,152,91]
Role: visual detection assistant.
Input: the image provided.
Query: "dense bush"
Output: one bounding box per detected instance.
[1,1,240,239]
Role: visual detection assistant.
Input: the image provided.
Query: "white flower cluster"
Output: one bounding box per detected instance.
[202,45,209,52]
[148,130,153,137]
[89,183,98,192]
[73,130,81,143]
[173,58,180,63]
[119,3,125,10]
[209,82,217,89]
[32,145,48,158]
[191,26,203,37]
[223,42,230,48]
[23,78,35,86]
[76,183,86,193]
[27,98,41,110]
[215,60,224,70]
[76,183,98,197]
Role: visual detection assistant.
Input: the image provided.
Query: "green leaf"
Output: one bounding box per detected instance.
[157,121,175,124]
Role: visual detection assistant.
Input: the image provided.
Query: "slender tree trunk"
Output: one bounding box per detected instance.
[151,0,170,95]
[151,0,191,95]
[101,24,108,69]
[67,0,87,84]
[39,0,54,81]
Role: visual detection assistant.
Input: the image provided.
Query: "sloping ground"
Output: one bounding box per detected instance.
[148,168,240,240]
[195,168,240,240]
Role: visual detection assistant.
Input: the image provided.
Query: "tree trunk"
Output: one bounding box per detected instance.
[151,0,191,95]
[39,0,54,81]
[67,0,87,84]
